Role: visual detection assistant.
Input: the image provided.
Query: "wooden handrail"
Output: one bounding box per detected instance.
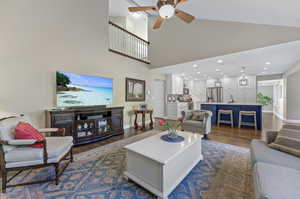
[109,21,150,44]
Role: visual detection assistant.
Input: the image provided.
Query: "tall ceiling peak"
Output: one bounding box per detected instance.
[130,0,300,27]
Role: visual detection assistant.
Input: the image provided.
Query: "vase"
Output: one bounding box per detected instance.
[168,128,178,138]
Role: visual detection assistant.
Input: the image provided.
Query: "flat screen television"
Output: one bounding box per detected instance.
[56,71,113,107]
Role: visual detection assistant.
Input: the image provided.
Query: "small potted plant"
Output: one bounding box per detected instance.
[257,92,272,107]
[159,119,182,138]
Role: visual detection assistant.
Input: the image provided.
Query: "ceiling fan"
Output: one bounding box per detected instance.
[128,0,195,30]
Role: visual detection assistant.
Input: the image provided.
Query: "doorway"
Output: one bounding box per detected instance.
[152,79,166,118]
[257,79,285,130]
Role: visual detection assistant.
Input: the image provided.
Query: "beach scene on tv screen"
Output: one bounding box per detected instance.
[56,72,113,107]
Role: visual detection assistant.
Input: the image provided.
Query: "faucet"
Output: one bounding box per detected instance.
[229,95,234,103]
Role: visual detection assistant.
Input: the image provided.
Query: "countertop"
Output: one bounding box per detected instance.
[201,102,262,106]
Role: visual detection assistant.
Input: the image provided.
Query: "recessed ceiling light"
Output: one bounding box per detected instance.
[240,70,244,73]
[217,59,223,64]
[264,67,268,70]
[266,62,271,65]
[216,69,220,72]
[181,73,185,76]
[197,71,201,74]
[193,64,198,68]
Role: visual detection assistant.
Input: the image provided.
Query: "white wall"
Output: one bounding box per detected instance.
[109,16,127,28]
[282,60,300,122]
[126,15,148,41]
[149,17,300,68]
[286,70,300,121]
[109,0,148,40]
[0,0,150,128]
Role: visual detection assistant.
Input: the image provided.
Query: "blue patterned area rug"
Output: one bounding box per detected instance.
[2,140,250,199]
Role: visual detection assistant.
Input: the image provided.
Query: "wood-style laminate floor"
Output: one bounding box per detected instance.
[73,113,283,153]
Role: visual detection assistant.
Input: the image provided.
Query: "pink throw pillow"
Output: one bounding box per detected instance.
[15,122,45,148]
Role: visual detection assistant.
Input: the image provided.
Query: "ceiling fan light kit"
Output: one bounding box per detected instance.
[128,0,195,29]
[159,4,175,19]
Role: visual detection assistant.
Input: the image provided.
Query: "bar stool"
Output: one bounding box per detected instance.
[218,110,233,127]
[239,111,257,130]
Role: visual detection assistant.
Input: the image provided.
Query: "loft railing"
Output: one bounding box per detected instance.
[109,21,150,64]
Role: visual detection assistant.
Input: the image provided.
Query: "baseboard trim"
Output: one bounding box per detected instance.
[285,119,300,124]
[273,112,300,124]
[123,125,130,130]
[262,111,273,113]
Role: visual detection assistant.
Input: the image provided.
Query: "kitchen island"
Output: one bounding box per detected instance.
[201,103,262,130]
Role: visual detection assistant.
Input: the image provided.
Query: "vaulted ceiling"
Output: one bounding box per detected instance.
[148,18,300,68]
[121,0,300,70]
[130,0,300,27]
[152,41,300,79]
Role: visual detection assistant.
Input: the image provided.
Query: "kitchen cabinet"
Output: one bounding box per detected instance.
[166,102,189,120]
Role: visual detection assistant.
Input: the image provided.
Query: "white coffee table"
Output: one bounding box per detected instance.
[124,131,203,199]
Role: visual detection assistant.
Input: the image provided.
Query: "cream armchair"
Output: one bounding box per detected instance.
[0,116,73,193]
[181,110,212,139]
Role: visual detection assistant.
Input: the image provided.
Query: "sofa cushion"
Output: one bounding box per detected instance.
[5,136,73,167]
[15,122,45,148]
[269,128,300,158]
[191,112,205,121]
[253,162,300,199]
[251,140,300,171]
[0,117,30,152]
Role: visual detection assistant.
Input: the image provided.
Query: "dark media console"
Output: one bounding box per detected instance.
[46,106,124,146]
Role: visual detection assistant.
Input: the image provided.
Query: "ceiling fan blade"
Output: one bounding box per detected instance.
[175,0,189,6]
[175,9,195,23]
[153,17,165,30]
[128,6,158,12]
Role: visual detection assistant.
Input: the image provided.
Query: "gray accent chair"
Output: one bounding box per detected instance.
[0,116,74,193]
[250,125,300,199]
[181,110,212,139]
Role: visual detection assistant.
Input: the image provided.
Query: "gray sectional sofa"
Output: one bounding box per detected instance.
[250,126,300,199]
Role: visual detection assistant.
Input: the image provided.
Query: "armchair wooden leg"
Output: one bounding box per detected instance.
[239,113,242,129]
[54,164,59,185]
[254,115,257,131]
[2,170,7,193]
